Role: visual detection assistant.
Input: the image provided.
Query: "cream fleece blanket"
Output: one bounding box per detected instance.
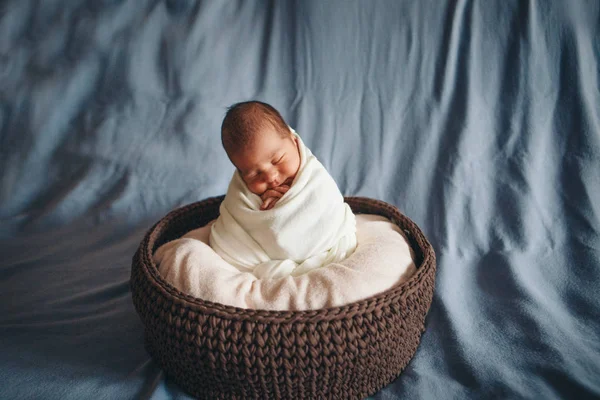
[154,214,416,311]
[209,130,357,279]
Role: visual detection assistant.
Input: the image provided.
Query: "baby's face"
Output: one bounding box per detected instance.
[230,126,300,196]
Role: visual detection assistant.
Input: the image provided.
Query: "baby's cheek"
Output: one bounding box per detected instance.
[285,163,298,179]
[249,182,265,195]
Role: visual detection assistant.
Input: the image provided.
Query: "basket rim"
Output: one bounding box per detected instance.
[133,195,436,323]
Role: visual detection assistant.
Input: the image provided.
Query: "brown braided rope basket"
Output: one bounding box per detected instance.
[131,196,436,400]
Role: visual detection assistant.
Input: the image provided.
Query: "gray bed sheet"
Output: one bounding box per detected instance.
[1,0,599,399]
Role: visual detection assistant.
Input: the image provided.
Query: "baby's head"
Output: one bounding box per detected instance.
[221,101,300,196]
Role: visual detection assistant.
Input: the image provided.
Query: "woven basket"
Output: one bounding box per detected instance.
[131,196,436,400]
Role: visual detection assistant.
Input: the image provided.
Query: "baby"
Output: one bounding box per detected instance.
[220,101,301,211]
[209,101,357,279]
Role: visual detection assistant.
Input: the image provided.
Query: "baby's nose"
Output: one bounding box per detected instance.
[265,172,278,184]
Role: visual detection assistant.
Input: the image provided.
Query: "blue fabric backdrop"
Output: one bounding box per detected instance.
[1,0,599,398]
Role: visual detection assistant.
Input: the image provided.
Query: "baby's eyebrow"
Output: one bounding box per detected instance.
[272,151,285,160]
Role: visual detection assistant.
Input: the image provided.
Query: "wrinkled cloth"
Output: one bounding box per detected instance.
[209,130,357,279]
[155,214,416,311]
[2,1,599,399]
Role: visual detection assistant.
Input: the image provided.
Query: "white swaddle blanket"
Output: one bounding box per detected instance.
[209,130,357,279]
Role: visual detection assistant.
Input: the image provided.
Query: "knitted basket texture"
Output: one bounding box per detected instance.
[131,196,436,400]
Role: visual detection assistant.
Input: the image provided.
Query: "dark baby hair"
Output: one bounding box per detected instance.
[221,101,290,157]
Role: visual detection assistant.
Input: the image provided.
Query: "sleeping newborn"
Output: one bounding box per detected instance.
[209,101,357,279]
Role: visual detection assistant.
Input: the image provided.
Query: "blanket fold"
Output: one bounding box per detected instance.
[209,130,357,279]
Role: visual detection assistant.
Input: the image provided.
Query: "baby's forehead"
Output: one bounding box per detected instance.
[235,133,286,164]
[245,132,284,153]
[255,119,284,135]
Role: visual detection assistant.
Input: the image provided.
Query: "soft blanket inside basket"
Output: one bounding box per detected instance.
[154,214,416,311]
